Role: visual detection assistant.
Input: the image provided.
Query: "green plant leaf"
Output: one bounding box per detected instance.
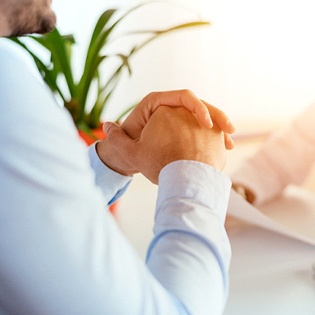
[9,37,67,103]
[117,54,132,75]
[83,20,211,126]
[33,29,76,98]
[89,2,155,62]
[76,54,107,123]
[89,9,117,53]
[115,103,137,123]
[127,21,211,54]
[78,9,119,113]
[87,93,112,128]
[78,3,151,121]
[9,3,212,129]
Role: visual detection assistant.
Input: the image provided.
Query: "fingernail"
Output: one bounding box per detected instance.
[227,119,236,132]
[206,115,213,128]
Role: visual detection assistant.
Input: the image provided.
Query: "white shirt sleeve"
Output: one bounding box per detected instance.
[87,143,132,205]
[148,161,231,314]
[231,103,315,206]
[0,39,231,315]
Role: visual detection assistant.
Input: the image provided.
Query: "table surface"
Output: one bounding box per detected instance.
[114,120,315,315]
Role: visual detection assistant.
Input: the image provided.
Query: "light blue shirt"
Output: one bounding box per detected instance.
[0,39,231,315]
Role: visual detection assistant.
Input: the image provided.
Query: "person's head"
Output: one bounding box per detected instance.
[0,0,56,37]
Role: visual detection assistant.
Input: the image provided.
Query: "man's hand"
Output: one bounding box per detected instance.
[105,106,227,184]
[96,90,234,176]
[121,90,235,150]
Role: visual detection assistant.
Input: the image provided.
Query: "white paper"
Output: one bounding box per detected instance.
[228,185,315,246]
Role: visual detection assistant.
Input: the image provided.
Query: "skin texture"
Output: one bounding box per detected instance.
[96,90,235,177]
[0,0,56,36]
[120,91,235,149]
[104,105,226,184]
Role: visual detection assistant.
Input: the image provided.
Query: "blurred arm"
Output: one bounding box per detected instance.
[232,103,315,206]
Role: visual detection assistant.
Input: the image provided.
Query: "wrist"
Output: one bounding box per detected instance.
[158,160,231,221]
[232,183,256,204]
[95,140,136,177]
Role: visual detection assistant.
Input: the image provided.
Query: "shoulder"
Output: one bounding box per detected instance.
[0,37,51,110]
[0,38,23,56]
[0,37,74,139]
[0,38,43,83]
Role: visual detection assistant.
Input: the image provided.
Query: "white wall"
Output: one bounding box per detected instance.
[222,0,315,121]
[52,0,315,122]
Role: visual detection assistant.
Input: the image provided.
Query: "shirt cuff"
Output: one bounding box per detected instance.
[157,160,231,224]
[151,160,232,298]
[88,142,132,205]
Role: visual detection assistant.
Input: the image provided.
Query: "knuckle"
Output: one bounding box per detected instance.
[107,128,120,143]
[146,91,158,100]
[142,91,158,109]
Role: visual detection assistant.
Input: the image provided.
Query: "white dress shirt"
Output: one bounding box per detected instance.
[0,39,231,315]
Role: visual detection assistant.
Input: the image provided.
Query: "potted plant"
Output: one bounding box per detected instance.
[10,3,210,144]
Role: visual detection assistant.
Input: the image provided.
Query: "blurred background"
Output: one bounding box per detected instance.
[52,0,315,126]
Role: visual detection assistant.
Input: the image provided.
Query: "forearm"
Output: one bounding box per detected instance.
[232,105,315,206]
[147,161,232,314]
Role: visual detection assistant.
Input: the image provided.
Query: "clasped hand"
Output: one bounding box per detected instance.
[96,90,235,184]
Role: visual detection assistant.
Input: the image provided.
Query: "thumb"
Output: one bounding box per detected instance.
[103,122,138,162]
